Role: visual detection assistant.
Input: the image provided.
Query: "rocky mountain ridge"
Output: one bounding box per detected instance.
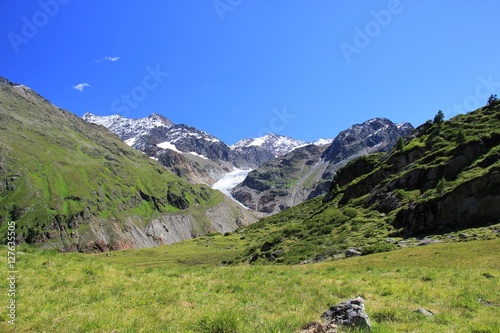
[83,113,334,187]
[231,117,413,214]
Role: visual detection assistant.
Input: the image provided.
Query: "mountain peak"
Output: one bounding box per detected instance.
[83,113,174,141]
[231,133,307,157]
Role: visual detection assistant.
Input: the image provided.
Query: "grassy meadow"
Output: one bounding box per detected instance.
[1,238,499,332]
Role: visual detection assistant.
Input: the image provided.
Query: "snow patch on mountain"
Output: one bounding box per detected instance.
[125,137,137,146]
[188,151,209,160]
[157,141,180,152]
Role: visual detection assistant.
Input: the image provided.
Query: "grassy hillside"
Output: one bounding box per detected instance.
[1,239,498,332]
[0,79,230,250]
[223,101,500,265]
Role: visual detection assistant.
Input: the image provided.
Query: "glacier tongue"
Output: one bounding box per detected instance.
[212,168,252,207]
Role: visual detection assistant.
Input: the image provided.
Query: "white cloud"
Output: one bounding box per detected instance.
[94,56,120,63]
[73,83,90,92]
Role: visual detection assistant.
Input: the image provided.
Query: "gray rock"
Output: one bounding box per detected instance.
[345,248,362,257]
[322,297,371,332]
[413,308,434,317]
[416,238,440,246]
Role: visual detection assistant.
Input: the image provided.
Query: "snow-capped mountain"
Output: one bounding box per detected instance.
[83,113,413,213]
[83,112,173,141]
[232,117,414,214]
[83,113,236,184]
[311,138,335,146]
[231,133,308,157]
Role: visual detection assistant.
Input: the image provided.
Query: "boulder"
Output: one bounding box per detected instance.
[321,296,371,332]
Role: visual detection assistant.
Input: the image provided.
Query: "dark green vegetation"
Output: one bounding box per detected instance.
[229,100,500,264]
[1,239,498,332]
[0,78,230,251]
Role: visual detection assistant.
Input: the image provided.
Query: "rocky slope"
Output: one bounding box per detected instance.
[232,118,413,214]
[0,76,257,251]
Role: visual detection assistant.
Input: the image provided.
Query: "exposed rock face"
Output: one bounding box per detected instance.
[82,112,173,141]
[232,144,327,214]
[232,118,413,214]
[322,297,371,332]
[325,104,500,238]
[394,167,500,236]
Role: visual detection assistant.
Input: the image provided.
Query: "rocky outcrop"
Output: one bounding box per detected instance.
[302,297,371,333]
[322,297,371,331]
[394,167,500,236]
[29,198,256,253]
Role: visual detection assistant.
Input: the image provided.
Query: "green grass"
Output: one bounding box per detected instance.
[1,239,498,332]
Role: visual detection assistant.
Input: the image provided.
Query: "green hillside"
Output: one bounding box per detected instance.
[225,100,500,265]
[0,78,233,251]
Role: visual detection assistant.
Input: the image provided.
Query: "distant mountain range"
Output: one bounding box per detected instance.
[82,113,334,185]
[83,113,413,214]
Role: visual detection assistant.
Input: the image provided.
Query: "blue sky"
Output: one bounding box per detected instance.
[1,1,500,145]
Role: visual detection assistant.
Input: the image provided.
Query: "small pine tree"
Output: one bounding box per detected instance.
[396,137,404,151]
[487,94,498,106]
[436,177,446,194]
[433,110,445,125]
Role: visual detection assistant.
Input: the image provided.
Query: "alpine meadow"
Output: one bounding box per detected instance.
[2,1,500,332]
